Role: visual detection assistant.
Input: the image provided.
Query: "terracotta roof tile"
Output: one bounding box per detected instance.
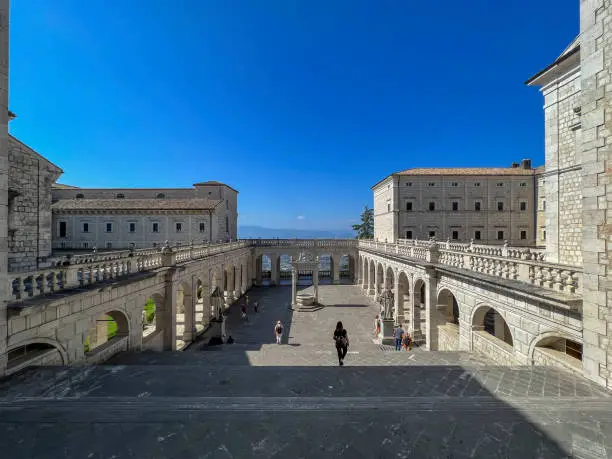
[52,198,222,212]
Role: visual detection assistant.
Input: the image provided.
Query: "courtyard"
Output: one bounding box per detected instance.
[0,285,610,458]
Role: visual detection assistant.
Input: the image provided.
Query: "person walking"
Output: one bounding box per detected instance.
[374,314,381,336]
[402,331,412,351]
[333,321,349,366]
[274,321,283,344]
[254,300,259,313]
[394,324,404,351]
[241,304,248,321]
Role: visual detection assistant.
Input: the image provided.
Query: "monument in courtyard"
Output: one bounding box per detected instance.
[290,252,320,307]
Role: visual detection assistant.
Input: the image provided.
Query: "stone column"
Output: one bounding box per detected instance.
[0,0,9,377]
[234,266,241,298]
[224,267,234,306]
[255,257,262,285]
[313,268,319,304]
[579,0,612,389]
[332,256,340,284]
[291,268,297,306]
[424,273,439,351]
[182,281,196,344]
[374,265,380,297]
[270,256,279,286]
[87,315,109,351]
[393,270,400,325]
[162,270,178,351]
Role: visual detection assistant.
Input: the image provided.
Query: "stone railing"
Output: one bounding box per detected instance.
[8,241,250,303]
[244,238,358,249]
[359,239,582,296]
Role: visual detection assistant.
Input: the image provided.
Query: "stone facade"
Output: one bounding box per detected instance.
[535,166,546,246]
[8,135,62,272]
[0,0,9,377]
[372,162,538,246]
[51,182,238,249]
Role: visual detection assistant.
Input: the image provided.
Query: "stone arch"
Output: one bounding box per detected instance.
[411,277,427,346]
[471,303,514,347]
[376,262,384,295]
[368,259,376,294]
[385,265,395,290]
[83,308,130,356]
[397,271,410,326]
[277,253,292,284]
[433,288,460,351]
[528,331,583,370]
[143,292,164,338]
[6,337,68,372]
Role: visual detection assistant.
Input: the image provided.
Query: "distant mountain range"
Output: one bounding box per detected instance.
[238,225,355,239]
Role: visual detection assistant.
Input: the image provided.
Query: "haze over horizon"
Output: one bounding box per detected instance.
[10,1,577,231]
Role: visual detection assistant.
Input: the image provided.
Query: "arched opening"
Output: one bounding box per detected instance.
[376,263,384,296]
[412,278,426,346]
[368,259,375,294]
[435,288,460,351]
[84,310,130,359]
[472,305,515,364]
[361,256,369,289]
[194,278,206,335]
[143,293,164,344]
[397,271,410,328]
[175,281,193,350]
[278,254,292,285]
[7,341,65,374]
[338,254,352,282]
[532,335,582,372]
[261,254,272,285]
[318,253,332,284]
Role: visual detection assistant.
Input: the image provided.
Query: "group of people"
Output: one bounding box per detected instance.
[374,315,413,351]
[240,295,260,321]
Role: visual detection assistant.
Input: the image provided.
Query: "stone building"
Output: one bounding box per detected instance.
[527,37,582,267]
[51,182,238,249]
[372,160,538,245]
[8,132,62,272]
[535,165,546,246]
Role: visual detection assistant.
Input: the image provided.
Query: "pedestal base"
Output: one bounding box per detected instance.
[379,319,396,345]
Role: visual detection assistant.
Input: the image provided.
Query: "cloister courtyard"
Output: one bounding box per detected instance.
[0,284,611,458]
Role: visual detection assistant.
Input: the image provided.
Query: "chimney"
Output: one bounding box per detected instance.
[520,159,532,169]
[511,162,519,168]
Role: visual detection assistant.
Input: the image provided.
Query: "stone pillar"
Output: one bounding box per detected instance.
[234,266,241,298]
[424,274,438,351]
[87,315,109,351]
[0,0,9,377]
[332,256,340,284]
[224,267,234,306]
[255,257,262,285]
[393,270,400,325]
[493,311,506,342]
[163,270,178,351]
[313,268,319,304]
[291,268,298,306]
[270,256,279,286]
[580,0,612,389]
[182,281,196,344]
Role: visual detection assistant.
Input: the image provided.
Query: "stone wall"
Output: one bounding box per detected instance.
[373,176,396,242]
[558,169,582,265]
[437,323,459,351]
[0,0,9,377]
[85,336,128,364]
[6,347,63,376]
[532,347,583,376]
[8,136,61,272]
[579,0,612,389]
[472,331,519,365]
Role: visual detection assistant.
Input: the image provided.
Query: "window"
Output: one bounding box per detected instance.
[542,200,546,211]
[406,182,412,187]
[452,202,459,211]
[474,202,481,212]
[406,202,413,211]
[129,223,136,233]
[406,230,413,239]
[520,201,527,211]
[520,182,527,187]
[387,203,391,212]
[428,231,436,238]
[452,231,459,240]
[497,230,504,240]
[226,200,229,209]
[496,182,504,187]
[157,193,165,199]
[199,222,206,233]
[429,202,435,211]
[76,193,84,199]
[152,223,159,233]
[474,230,481,240]
[153,242,157,248]
[450,182,458,187]
[226,216,229,231]
[176,222,182,233]
[59,221,67,238]
[497,202,504,211]
[116,193,125,199]
[106,242,112,249]
[543,230,547,241]
[428,182,435,187]
[106,223,112,233]
[83,223,89,233]
[474,182,481,187]
[60,242,66,249]
[83,242,89,249]
[520,230,527,240]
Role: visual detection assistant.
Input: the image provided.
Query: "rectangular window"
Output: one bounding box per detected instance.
[543,230,546,241]
[542,200,546,211]
[450,182,458,187]
[176,222,182,233]
[474,202,481,212]
[106,242,112,249]
[452,231,459,240]
[428,231,436,238]
[452,202,458,211]
[406,182,412,187]
[59,221,67,238]
[428,182,435,187]
[520,201,527,211]
[83,242,89,249]
[497,182,504,187]
[199,222,206,233]
[497,230,504,240]
[497,202,504,211]
[106,223,112,233]
[474,230,481,240]
[83,223,89,233]
[406,202,413,211]
[226,200,229,209]
[474,182,481,187]
[406,230,412,239]
[152,223,159,233]
[387,203,391,212]
[429,202,435,211]
[520,230,527,240]
[520,182,527,187]
[226,216,229,232]
[129,222,136,233]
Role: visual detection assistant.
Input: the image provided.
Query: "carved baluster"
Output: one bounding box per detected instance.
[36,274,45,296]
[47,272,56,292]
[13,277,24,300]
[543,268,553,289]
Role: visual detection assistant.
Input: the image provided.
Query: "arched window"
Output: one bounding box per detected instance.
[116,193,125,199]
[76,193,84,199]
[157,193,165,199]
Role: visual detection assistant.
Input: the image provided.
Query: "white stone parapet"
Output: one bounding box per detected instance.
[244,238,358,249]
[359,239,582,296]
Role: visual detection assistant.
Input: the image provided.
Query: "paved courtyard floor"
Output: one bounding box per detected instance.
[0,285,611,458]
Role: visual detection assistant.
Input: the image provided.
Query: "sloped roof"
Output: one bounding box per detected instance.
[396,167,536,176]
[193,181,239,193]
[52,198,222,212]
[53,183,78,189]
[558,35,580,59]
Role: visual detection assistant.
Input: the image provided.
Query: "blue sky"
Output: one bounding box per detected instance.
[10,1,577,230]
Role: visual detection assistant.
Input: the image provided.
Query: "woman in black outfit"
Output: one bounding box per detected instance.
[333,321,349,366]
